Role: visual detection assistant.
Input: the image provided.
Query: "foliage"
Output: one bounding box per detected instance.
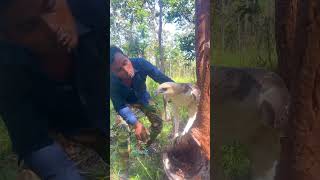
[177,32,195,62]
[111,0,196,74]
[163,0,195,26]
[220,141,251,179]
[212,0,277,70]
[0,118,19,180]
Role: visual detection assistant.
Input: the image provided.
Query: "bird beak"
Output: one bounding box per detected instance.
[154,90,159,96]
[154,90,161,96]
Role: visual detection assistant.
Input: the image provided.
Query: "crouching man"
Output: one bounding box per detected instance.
[0,0,107,179]
[110,46,174,146]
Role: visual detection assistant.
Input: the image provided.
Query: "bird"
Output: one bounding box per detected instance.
[155,82,201,138]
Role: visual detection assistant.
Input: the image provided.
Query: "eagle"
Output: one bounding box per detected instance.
[155,82,200,137]
[213,66,290,180]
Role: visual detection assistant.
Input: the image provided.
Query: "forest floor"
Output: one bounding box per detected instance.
[110,76,195,180]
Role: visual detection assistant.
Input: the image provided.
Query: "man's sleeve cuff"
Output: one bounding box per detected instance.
[118,106,138,125]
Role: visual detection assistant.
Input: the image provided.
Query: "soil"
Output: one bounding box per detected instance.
[166,144,204,178]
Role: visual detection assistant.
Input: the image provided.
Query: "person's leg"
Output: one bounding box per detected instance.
[114,115,130,179]
[138,103,163,146]
[23,142,85,180]
[45,80,109,164]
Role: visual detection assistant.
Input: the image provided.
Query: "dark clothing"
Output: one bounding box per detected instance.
[0,0,107,161]
[66,0,106,33]
[110,58,173,125]
[0,1,107,179]
[0,46,91,158]
[73,30,108,135]
[24,142,84,180]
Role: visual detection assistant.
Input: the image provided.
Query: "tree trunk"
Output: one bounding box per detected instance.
[221,0,225,52]
[169,59,172,77]
[238,15,241,53]
[276,0,320,179]
[162,0,210,178]
[244,0,249,45]
[193,0,210,159]
[266,17,271,66]
[158,0,165,73]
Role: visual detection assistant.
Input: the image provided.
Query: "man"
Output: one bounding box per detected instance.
[0,0,107,179]
[110,46,174,145]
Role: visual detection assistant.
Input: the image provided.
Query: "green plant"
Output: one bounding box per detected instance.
[220,141,251,179]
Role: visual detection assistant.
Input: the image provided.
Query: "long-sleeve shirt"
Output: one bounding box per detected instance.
[110,58,174,125]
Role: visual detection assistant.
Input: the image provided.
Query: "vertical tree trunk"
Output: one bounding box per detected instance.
[169,59,172,77]
[276,0,320,179]
[238,15,241,53]
[244,0,249,45]
[266,17,271,66]
[193,0,211,159]
[221,0,225,52]
[158,0,165,73]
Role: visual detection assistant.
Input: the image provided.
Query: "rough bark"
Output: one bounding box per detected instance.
[193,0,211,160]
[276,0,320,179]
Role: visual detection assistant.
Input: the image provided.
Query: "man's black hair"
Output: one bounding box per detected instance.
[110,46,124,65]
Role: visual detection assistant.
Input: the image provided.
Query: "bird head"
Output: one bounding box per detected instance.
[154,82,177,96]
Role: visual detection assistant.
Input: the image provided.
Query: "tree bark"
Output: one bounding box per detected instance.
[238,15,241,53]
[276,0,320,179]
[193,0,211,160]
[221,0,225,52]
[158,0,165,73]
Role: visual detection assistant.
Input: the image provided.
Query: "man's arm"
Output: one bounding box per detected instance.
[111,92,137,125]
[140,59,174,83]
[111,91,148,142]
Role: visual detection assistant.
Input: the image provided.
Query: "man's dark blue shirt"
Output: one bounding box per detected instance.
[111,58,173,125]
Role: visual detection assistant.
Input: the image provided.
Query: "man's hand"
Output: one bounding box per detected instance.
[133,121,149,143]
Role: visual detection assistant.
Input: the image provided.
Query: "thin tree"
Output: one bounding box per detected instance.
[158,0,165,72]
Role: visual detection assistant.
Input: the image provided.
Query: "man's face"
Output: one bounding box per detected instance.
[1,0,78,54]
[111,52,135,80]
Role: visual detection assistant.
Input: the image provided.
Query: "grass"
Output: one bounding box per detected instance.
[110,75,195,180]
[0,118,19,180]
[212,48,278,71]
[220,142,251,179]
